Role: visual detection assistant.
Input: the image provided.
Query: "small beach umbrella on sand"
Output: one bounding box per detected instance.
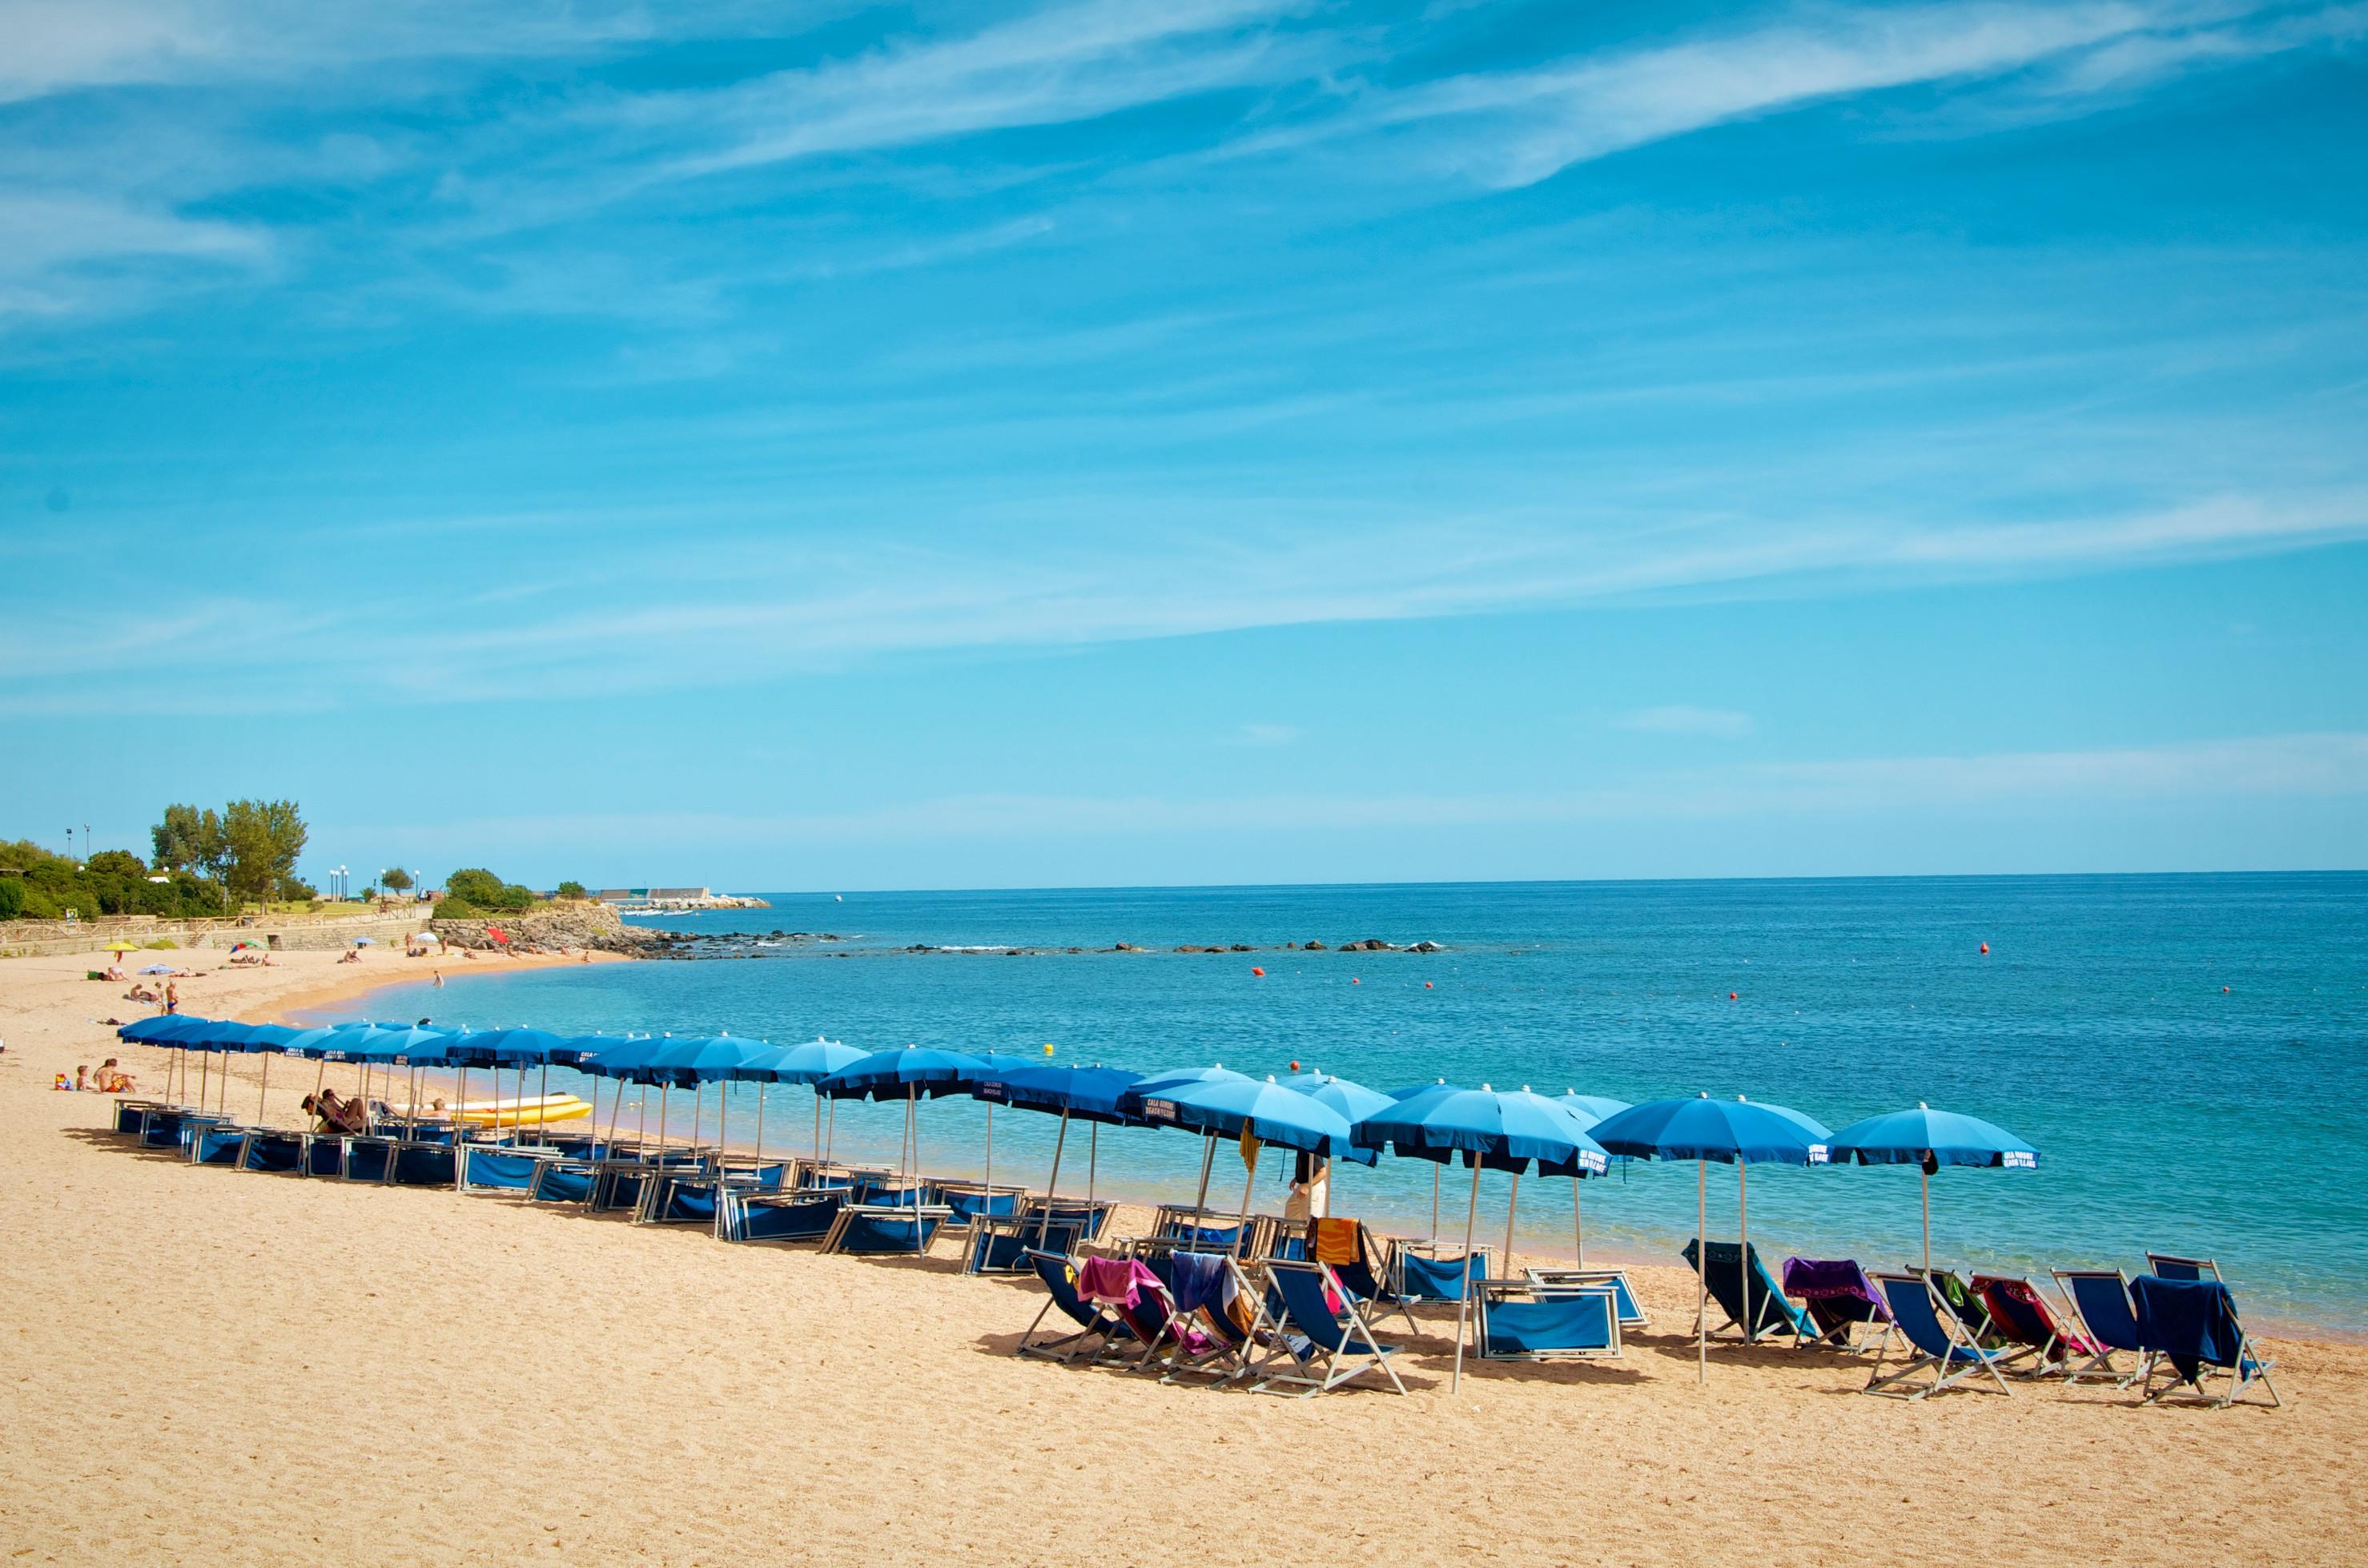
[1827,1104,2037,1277]
[1355,1085,1610,1391]
[1587,1093,1831,1384]
[818,1047,991,1251]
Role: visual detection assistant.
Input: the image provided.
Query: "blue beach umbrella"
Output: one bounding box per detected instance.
[1356,1084,1612,1389]
[1385,1078,1462,1239]
[1158,1075,1361,1254]
[1827,1103,2038,1276]
[1589,1093,1834,1380]
[737,1037,864,1165]
[973,1063,1147,1236]
[645,1034,774,1155]
[820,1047,991,1237]
[115,1014,206,1105]
[1116,1064,1270,1237]
[1553,1091,1632,1268]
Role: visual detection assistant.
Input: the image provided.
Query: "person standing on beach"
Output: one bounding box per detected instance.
[163,981,178,1015]
[1285,1151,1329,1224]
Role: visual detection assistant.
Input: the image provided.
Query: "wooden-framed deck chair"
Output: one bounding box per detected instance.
[1775,1258,1887,1349]
[1475,1279,1622,1361]
[1969,1273,2093,1377]
[1528,1268,1650,1330]
[1863,1272,2016,1399]
[1252,1259,1407,1397]
[1160,1252,1275,1385]
[1017,1250,1132,1365]
[2144,1252,2224,1284]
[2130,1275,2280,1409]
[965,1213,1083,1275]
[819,1202,953,1256]
[1683,1240,1819,1345]
[723,1190,843,1244]
[1311,1219,1417,1334]
[2052,1268,2153,1389]
[1388,1239,1490,1304]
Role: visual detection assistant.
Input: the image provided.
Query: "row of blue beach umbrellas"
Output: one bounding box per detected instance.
[119,1015,2038,1389]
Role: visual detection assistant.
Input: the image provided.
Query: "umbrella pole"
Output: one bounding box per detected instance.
[1739,1162,1751,1345]
[257,1053,271,1126]
[754,1085,767,1172]
[908,1089,922,1253]
[312,1057,326,1116]
[1037,1110,1070,1245]
[197,1049,209,1116]
[1235,1141,1258,1260]
[1453,1162,1482,1393]
[825,1096,836,1164]
[537,1060,549,1146]
[605,1078,625,1152]
[1697,1160,1708,1385]
[1087,1123,1099,1209]
[1502,1171,1521,1277]
[984,1103,993,1198]
[1922,1164,1932,1277]
[1573,1176,1584,1268]
[657,1084,670,1159]
[1430,1164,1440,1243]
[1189,1133,1217,1235]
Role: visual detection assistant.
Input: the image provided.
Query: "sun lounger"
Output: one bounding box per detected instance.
[589,1161,651,1213]
[1777,1257,1888,1348]
[458,1148,547,1195]
[2143,1252,2223,1284]
[819,1203,952,1255]
[183,1118,247,1166]
[1969,1273,2093,1377]
[1019,1199,1112,1244]
[240,1129,310,1174]
[137,1106,189,1150]
[2131,1275,2280,1408]
[390,1141,458,1187]
[1683,1240,1818,1345]
[1252,1258,1407,1397]
[112,1099,155,1136]
[341,1135,397,1183]
[642,1174,726,1229]
[1528,1268,1650,1329]
[1389,1240,1490,1303]
[525,1160,597,1204]
[1863,1272,2016,1398]
[722,1189,843,1243]
[2052,1268,2153,1388]
[1475,1279,1622,1361]
[1018,1251,1133,1365]
[966,1213,1084,1274]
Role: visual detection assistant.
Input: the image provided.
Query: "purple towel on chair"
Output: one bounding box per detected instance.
[1782,1257,1887,1339]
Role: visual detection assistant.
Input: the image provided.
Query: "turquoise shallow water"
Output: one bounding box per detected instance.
[340,875,2368,1333]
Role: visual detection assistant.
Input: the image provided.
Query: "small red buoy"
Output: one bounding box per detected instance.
[1729,991,1738,1001]
[1424,980,1433,989]
[1980,942,1989,955]
[1351,977,1361,985]
[1250,966,1265,977]
[2223,986,2230,993]
[1289,1059,1300,1072]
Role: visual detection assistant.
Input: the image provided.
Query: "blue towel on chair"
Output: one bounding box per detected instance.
[1168,1250,1228,1317]
[2131,1275,2241,1385]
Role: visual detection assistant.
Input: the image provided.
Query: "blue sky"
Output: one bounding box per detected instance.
[2,0,2365,890]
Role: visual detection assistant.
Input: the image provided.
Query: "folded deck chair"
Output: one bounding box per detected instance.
[724,1190,842,1243]
[1021,1200,1112,1244]
[341,1136,397,1184]
[138,1107,189,1151]
[1018,1251,1133,1365]
[191,1124,250,1167]
[459,1148,544,1196]
[1863,1272,2016,1399]
[2052,1268,2153,1389]
[642,1174,725,1229]
[390,1141,458,1187]
[819,1203,952,1256]
[2130,1275,2280,1409]
[525,1160,597,1204]
[1476,1279,1622,1361]
[589,1163,650,1213]
[966,1214,1083,1275]
[1778,1258,1888,1349]
[1160,1252,1276,1385]
[113,1100,151,1136]
[1527,1268,1650,1330]
[1253,1258,1407,1397]
[1969,1273,2093,1377]
[239,1129,308,1174]
[1390,1240,1490,1303]
[1683,1240,1818,1345]
[2143,1252,2223,1284]
[1311,1219,1417,1334]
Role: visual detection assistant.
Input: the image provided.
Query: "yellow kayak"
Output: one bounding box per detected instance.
[408,1094,593,1127]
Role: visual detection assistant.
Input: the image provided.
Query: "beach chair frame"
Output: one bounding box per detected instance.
[2142,1252,2224,1284]
[1683,1240,1818,1347]
[1864,1272,2016,1399]
[1160,1254,1276,1386]
[1017,1251,1132,1365]
[818,1202,954,1256]
[1526,1267,1650,1329]
[2132,1281,2282,1410]
[1474,1279,1622,1362]
[1968,1272,2088,1377]
[1386,1237,1489,1304]
[965,1214,1083,1275]
[1252,1259,1408,1397]
[719,1188,843,1244]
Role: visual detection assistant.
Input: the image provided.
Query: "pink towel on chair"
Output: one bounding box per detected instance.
[1075,1256,1163,1309]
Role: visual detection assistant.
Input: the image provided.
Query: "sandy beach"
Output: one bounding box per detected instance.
[1,946,2359,1566]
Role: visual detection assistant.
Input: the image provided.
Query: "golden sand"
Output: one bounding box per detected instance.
[2,947,2358,1565]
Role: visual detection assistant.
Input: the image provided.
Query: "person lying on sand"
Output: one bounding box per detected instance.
[337,948,361,964]
[125,984,159,1003]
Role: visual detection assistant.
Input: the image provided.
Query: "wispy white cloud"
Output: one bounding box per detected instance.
[1229,722,1302,746]
[1616,706,1756,738]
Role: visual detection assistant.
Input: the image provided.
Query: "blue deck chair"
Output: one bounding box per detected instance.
[304,1134,344,1177]
[2144,1252,2223,1284]
[723,1191,843,1243]
[589,1164,649,1213]
[1022,1200,1112,1244]
[241,1130,308,1174]
[527,1160,597,1204]
[1527,1268,1650,1329]
[1162,1253,1276,1385]
[191,1124,249,1166]
[113,1100,152,1136]
[2131,1275,2280,1409]
[1864,1272,2016,1399]
[391,1142,457,1186]
[820,1203,951,1255]
[643,1175,725,1230]
[966,1215,1083,1274]
[2052,1268,2153,1389]
[1017,1251,1132,1365]
[342,1136,397,1184]
[1253,1259,1407,1397]
[1476,1280,1622,1361]
[460,1148,545,1195]
[1309,1219,1417,1334]
[1390,1241,1490,1303]
[1683,1240,1818,1345]
[138,1107,189,1150]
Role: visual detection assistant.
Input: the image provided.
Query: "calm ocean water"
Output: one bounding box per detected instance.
[343,875,2368,1333]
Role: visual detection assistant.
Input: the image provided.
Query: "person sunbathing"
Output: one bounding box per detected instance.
[94,1058,137,1093]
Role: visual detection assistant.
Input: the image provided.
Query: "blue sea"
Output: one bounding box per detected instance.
[343,875,2368,1334]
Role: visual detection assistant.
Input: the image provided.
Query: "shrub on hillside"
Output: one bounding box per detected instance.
[432,897,482,919]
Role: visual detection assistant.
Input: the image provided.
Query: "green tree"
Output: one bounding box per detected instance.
[445,867,505,907]
[495,883,536,912]
[381,867,414,894]
[0,877,23,919]
[555,880,587,899]
[220,799,308,908]
[86,849,147,878]
[151,804,226,880]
